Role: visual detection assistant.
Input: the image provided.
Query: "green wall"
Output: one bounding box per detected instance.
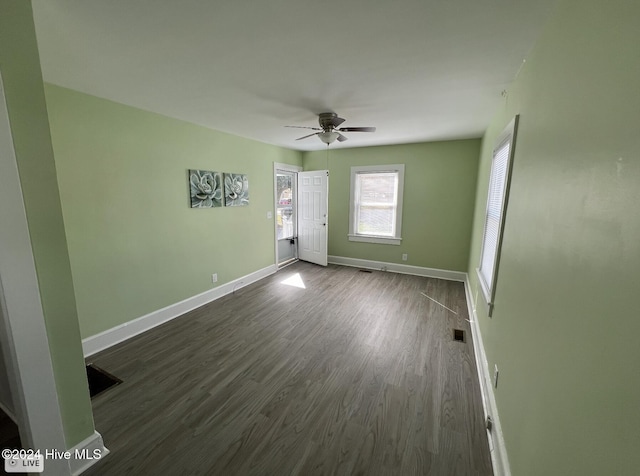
[0,0,94,447]
[467,0,640,474]
[45,84,301,338]
[303,140,479,271]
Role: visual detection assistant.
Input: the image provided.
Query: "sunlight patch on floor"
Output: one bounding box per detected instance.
[280,273,306,289]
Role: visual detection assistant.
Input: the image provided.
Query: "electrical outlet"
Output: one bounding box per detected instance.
[494,364,499,388]
[402,253,408,261]
[211,273,218,283]
[267,211,273,219]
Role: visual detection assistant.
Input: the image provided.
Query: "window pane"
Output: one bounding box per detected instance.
[477,115,518,307]
[358,173,396,205]
[480,141,510,285]
[356,172,397,236]
[480,215,499,285]
[486,142,509,220]
[358,205,394,235]
[276,173,294,240]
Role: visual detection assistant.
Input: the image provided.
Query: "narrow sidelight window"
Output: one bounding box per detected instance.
[477,116,519,315]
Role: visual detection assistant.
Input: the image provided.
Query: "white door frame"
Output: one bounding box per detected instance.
[0,72,70,473]
[273,162,302,267]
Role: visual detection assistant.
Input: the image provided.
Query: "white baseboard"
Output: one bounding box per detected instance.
[82,265,277,357]
[464,275,511,476]
[79,259,506,473]
[69,431,109,475]
[330,255,509,472]
[328,255,466,282]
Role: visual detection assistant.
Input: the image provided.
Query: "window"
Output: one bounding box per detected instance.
[477,115,519,314]
[349,164,404,245]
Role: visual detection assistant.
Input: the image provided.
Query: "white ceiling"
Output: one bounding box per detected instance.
[31,0,556,151]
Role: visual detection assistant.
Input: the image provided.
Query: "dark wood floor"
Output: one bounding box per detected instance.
[84,262,492,475]
[0,409,20,452]
[0,408,24,476]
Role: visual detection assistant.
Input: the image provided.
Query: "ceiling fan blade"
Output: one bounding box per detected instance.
[285,125,321,130]
[337,127,376,133]
[296,132,320,141]
[336,133,348,142]
[330,116,346,128]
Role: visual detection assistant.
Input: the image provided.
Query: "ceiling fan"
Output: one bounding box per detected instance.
[286,112,376,145]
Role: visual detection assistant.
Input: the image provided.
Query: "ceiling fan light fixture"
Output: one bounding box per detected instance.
[318,131,339,144]
[287,113,376,144]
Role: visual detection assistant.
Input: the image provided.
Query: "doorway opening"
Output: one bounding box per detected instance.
[274,164,301,267]
[273,164,329,268]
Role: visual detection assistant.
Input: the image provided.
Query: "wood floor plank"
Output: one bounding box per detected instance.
[82,262,492,475]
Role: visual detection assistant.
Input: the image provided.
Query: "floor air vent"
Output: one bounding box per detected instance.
[86,364,122,398]
[453,329,465,342]
[359,269,373,273]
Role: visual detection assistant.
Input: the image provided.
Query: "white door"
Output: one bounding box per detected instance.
[298,170,329,266]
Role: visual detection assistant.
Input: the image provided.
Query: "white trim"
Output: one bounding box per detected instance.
[464,275,511,476]
[277,258,299,269]
[273,162,302,173]
[476,267,492,307]
[347,234,402,246]
[329,255,508,474]
[477,115,519,317]
[0,71,71,473]
[82,264,277,356]
[69,431,109,475]
[273,162,302,267]
[328,256,466,282]
[348,164,405,245]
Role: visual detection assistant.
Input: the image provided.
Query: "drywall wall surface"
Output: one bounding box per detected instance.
[467,0,640,474]
[45,84,301,338]
[0,0,94,447]
[303,140,480,272]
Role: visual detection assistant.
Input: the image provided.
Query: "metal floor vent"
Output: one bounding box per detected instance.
[453,329,465,342]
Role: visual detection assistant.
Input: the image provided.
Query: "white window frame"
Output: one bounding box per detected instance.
[348,164,404,246]
[477,115,519,315]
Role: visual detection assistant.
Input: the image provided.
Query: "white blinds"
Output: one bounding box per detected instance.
[348,164,405,245]
[479,139,511,293]
[355,172,398,236]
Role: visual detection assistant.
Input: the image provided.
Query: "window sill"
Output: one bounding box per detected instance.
[348,234,402,246]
